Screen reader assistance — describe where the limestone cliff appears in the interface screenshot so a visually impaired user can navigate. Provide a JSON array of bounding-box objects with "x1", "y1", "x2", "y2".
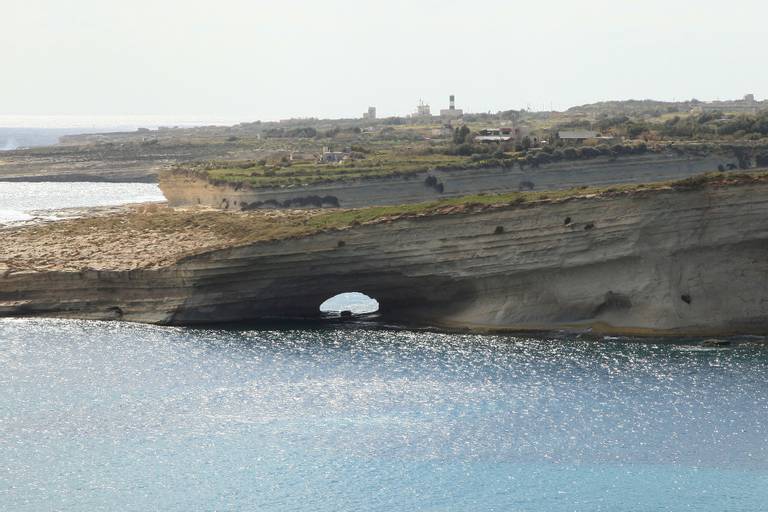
[
  {"x1": 2, "y1": 177, "x2": 768, "y2": 335},
  {"x1": 160, "y1": 152, "x2": 736, "y2": 210}
]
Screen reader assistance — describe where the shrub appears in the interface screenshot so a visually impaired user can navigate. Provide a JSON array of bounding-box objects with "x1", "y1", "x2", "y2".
[
  {"x1": 563, "y1": 148, "x2": 578, "y2": 160},
  {"x1": 455, "y1": 143, "x2": 474, "y2": 156}
]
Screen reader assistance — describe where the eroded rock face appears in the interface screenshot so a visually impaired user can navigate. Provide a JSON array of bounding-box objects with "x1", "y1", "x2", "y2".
[
  {"x1": 160, "y1": 153, "x2": 733, "y2": 209},
  {"x1": 2, "y1": 182, "x2": 768, "y2": 335}
]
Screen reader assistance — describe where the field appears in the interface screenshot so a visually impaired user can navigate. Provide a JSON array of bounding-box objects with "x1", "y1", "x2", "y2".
[{"x1": 196, "y1": 152, "x2": 475, "y2": 187}]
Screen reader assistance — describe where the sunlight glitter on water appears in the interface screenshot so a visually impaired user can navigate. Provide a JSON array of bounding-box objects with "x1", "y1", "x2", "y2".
[{"x1": 1, "y1": 318, "x2": 767, "y2": 511}]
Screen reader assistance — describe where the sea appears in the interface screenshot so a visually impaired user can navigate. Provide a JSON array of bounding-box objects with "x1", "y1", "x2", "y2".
[
  {"x1": 1, "y1": 320, "x2": 767, "y2": 512},
  {"x1": 0, "y1": 124, "x2": 170, "y2": 224},
  {"x1": 1, "y1": 160, "x2": 767, "y2": 510},
  {"x1": 0, "y1": 115, "x2": 241, "y2": 149},
  {"x1": 0, "y1": 182, "x2": 166, "y2": 224}
]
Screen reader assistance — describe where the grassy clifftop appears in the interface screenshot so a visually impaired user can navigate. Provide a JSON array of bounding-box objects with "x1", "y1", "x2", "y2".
[
  {"x1": 167, "y1": 141, "x2": 767, "y2": 190},
  {"x1": 3, "y1": 171, "x2": 766, "y2": 273},
  {"x1": 196, "y1": 153, "x2": 471, "y2": 188},
  {"x1": 307, "y1": 170, "x2": 768, "y2": 228},
  {"x1": 166, "y1": 143, "x2": 656, "y2": 189}
]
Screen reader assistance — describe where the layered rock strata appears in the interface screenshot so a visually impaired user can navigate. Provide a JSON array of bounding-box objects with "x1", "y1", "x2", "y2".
[
  {"x1": 2, "y1": 179, "x2": 767, "y2": 335},
  {"x1": 161, "y1": 153, "x2": 735, "y2": 209}
]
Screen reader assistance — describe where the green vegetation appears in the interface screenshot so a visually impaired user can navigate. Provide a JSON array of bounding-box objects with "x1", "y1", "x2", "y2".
[
  {"x1": 587, "y1": 111, "x2": 768, "y2": 141},
  {"x1": 174, "y1": 137, "x2": 759, "y2": 189},
  {"x1": 173, "y1": 137, "x2": 682, "y2": 189},
  {"x1": 157, "y1": 101, "x2": 768, "y2": 191},
  {"x1": 20, "y1": 96, "x2": 766, "y2": 189},
  {"x1": 20, "y1": 170, "x2": 768, "y2": 271},
  {"x1": 184, "y1": 153, "x2": 474, "y2": 188},
  {"x1": 452, "y1": 125, "x2": 471, "y2": 144},
  {"x1": 305, "y1": 170, "x2": 768, "y2": 231}
]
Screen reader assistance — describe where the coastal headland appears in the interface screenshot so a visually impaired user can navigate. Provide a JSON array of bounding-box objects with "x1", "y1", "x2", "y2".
[
  {"x1": 2, "y1": 172, "x2": 767, "y2": 335},
  {"x1": 4, "y1": 100, "x2": 768, "y2": 335}
]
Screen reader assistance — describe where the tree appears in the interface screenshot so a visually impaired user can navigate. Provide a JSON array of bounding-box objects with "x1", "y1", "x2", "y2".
[{"x1": 453, "y1": 125, "x2": 471, "y2": 144}]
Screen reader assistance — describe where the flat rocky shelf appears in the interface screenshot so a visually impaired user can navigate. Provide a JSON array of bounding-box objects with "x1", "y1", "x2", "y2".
[{"x1": 2, "y1": 172, "x2": 768, "y2": 335}]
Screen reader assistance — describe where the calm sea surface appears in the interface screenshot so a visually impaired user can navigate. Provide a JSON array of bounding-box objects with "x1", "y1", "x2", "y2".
[
  {"x1": 0, "y1": 182, "x2": 165, "y2": 224},
  {"x1": 1, "y1": 319, "x2": 767, "y2": 511}
]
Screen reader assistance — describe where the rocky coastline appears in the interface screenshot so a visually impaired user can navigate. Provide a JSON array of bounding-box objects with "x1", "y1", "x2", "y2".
[{"x1": 2, "y1": 173, "x2": 768, "y2": 335}]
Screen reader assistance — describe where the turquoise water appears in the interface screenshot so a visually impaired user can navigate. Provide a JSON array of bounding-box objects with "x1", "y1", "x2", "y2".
[{"x1": 1, "y1": 319, "x2": 767, "y2": 511}]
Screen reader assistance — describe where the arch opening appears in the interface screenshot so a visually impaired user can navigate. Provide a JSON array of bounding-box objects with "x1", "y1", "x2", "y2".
[{"x1": 319, "y1": 292, "x2": 380, "y2": 318}]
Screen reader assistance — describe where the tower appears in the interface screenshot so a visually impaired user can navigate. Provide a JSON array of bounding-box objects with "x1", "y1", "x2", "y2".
[
  {"x1": 440, "y1": 95, "x2": 463, "y2": 121},
  {"x1": 363, "y1": 106, "x2": 376, "y2": 120},
  {"x1": 416, "y1": 100, "x2": 431, "y2": 117}
]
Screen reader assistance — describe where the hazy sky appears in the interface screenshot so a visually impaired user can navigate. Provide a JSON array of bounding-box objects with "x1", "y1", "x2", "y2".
[{"x1": 3, "y1": 0, "x2": 766, "y2": 123}]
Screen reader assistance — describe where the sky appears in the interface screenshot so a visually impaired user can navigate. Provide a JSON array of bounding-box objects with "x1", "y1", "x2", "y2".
[{"x1": 2, "y1": 0, "x2": 766, "y2": 125}]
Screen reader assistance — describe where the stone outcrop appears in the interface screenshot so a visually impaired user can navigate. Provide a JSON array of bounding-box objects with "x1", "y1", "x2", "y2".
[
  {"x1": 2, "y1": 178, "x2": 768, "y2": 335},
  {"x1": 160, "y1": 152, "x2": 736, "y2": 209}
]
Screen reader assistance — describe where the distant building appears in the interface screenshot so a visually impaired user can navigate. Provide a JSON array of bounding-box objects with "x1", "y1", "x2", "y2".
[
  {"x1": 558, "y1": 130, "x2": 600, "y2": 143},
  {"x1": 320, "y1": 146, "x2": 349, "y2": 163},
  {"x1": 557, "y1": 130, "x2": 618, "y2": 145},
  {"x1": 362, "y1": 106, "x2": 377, "y2": 120},
  {"x1": 476, "y1": 126, "x2": 533, "y2": 144},
  {"x1": 698, "y1": 94, "x2": 765, "y2": 114},
  {"x1": 476, "y1": 127, "x2": 515, "y2": 143},
  {"x1": 409, "y1": 100, "x2": 432, "y2": 123},
  {"x1": 440, "y1": 94, "x2": 463, "y2": 121},
  {"x1": 475, "y1": 135, "x2": 514, "y2": 143}
]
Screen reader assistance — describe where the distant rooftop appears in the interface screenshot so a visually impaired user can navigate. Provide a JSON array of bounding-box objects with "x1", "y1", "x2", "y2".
[{"x1": 558, "y1": 130, "x2": 600, "y2": 139}]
